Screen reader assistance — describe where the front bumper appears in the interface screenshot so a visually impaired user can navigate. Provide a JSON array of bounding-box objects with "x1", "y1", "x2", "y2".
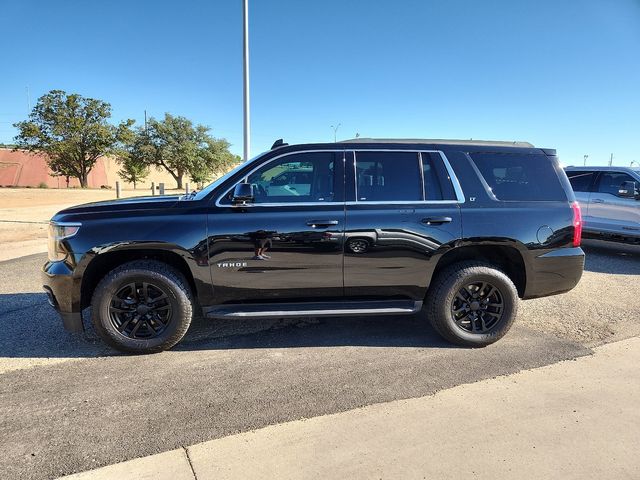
[
  {"x1": 523, "y1": 247, "x2": 585, "y2": 299},
  {"x1": 42, "y1": 260, "x2": 84, "y2": 332}
]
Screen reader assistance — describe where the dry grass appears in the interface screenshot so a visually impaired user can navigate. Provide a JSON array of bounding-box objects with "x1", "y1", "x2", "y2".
[{"x1": 0, "y1": 187, "x2": 180, "y2": 244}]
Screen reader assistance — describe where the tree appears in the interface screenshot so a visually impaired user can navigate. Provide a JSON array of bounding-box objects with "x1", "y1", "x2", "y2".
[
  {"x1": 13, "y1": 90, "x2": 133, "y2": 187},
  {"x1": 139, "y1": 113, "x2": 237, "y2": 189},
  {"x1": 118, "y1": 157, "x2": 149, "y2": 189},
  {"x1": 116, "y1": 126, "x2": 149, "y2": 189},
  {"x1": 188, "y1": 138, "x2": 240, "y2": 188}
]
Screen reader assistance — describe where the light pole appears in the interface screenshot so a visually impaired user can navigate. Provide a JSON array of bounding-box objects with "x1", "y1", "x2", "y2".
[
  {"x1": 242, "y1": 0, "x2": 250, "y2": 161},
  {"x1": 583, "y1": 154, "x2": 588, "y2": 166},
  {"x1": 330, "y1": 123, "x2": 341, "y2": 143}
]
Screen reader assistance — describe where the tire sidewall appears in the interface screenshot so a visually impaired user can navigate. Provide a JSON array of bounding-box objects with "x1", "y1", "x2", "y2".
[
  {"x1": 437, "y1": 267, "x2": 517, "y2": 346},
  {"x1": 93, "y1": 267, "x2": 191, "y2": 353}
]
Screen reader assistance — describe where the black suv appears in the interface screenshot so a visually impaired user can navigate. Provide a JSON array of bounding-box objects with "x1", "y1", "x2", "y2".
[{"x1": 43, "y1": 139, "x2": 584, "y2": 353}]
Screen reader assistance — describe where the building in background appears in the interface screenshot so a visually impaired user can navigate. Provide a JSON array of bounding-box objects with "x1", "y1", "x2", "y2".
[{"x1": 0, "y1": 148, "x2": 176, "y2": 189}]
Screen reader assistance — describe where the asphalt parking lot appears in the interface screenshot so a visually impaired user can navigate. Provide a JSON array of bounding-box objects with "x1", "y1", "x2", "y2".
[{"x1": 1, "y1": 239, "x2": 639, "y2": 479}]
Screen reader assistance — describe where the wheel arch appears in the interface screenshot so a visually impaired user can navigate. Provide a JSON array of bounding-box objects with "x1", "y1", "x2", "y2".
[
  {"x1": 430, "y1": 244, "x2": 527, "y2": 297},
  {"x1": 80, "y1": 246, "x2": 200, "y2": 310}
]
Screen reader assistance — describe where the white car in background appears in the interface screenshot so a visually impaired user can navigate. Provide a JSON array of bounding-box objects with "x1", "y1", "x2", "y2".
[{"x1": 565, "y1": 166, "x2": 640, "y2": 243}]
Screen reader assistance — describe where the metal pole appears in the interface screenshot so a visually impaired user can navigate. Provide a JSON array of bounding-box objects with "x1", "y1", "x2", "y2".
[
  {"x1": 583, "y1": 154, "x2": 588, "y2": 166},
  {"x1": 609, "y1": 153, "x2": 613, "y2": 166},
  {"x1": 242, "y1": 0, "x2": 250, "y2": 161},
  {"x1": 115, "y1": 181, "x2": 121, "y2": 199},
  {"x1": 185, "y1": 183, "x2": 190, "y2": 195},
  {"x1": 151, "y1": 181, "x2": 155, "y2": 196},
  {"x1": 331, "y1": 123, "x2": 341, "y2": 142}
]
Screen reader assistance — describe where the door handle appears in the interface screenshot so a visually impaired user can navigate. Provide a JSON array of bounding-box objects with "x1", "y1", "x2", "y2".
[
  {"x1": 306, "y1": 220, "x2": 339, "y2": 228},
  {"x1": 592, "y1": 199, "x2": 605, "y2": 204},
  {"x1": 421, "y1": 216, "x2": 453, "y2": 225}
]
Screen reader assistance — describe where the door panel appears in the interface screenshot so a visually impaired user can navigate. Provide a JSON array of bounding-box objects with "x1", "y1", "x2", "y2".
[
  {"x1": 207, "y1": 206, "x2": 345, "y2": 304},
  {"x1": 344, "y1": 204, "x2": 461, "y2": 300},
  {"x1": 206, "y1": 150, "x2": 345, "y2": 305},
  {"x1": 588, "y1": 172, "x2": 640, "y2": 235},
  {"x1": 343, "y1": 150, "x2": 462, "y2": 300}
]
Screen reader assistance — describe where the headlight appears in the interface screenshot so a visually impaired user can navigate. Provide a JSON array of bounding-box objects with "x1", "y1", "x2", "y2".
[{"x1": 48, "y1": 222, "x2": 80, "y2": 262}]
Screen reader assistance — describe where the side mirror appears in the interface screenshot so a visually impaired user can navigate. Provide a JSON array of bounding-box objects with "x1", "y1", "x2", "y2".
[
  {"x1": 618, "y1": 181, "x2": 638, "y2": 199},
  {"x1": 232, "y1": 183, "x2": 254, "y2": 204}
]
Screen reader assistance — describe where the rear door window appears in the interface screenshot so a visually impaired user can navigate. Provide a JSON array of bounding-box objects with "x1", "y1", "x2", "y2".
[
  {"x1": 355, "y1": 151, "x2": 422, "y2": 201},
  {"x1": 566, "y1": 170, "x2": 595, "y2": 192},
  {"x1": 421, "y1": 152, "x2": 457, "y2": 201},
  {"x1": 470, "y1": 152, "x2": 567, "y2": 201}
]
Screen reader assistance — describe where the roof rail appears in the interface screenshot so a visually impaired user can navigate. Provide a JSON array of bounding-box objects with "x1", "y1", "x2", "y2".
[{"x1": 338, "y1": 138, "x2": 535, "y2": 148}]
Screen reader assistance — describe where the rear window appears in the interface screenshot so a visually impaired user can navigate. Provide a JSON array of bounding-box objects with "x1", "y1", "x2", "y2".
[{"x1": 470, "y1": 152, "x2": 567, "y2": 201}]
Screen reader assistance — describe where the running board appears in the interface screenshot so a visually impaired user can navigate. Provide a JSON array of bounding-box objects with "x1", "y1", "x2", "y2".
[{"x1": 203, "y1": 300, "x2": 422, "y2": 319}]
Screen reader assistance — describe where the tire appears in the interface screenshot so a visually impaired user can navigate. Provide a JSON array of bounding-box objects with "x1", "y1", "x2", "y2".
[
  {"x1": 91, "y1": 260, "x2": 193, "y2": 354},
  {"x1": 425, "y1": 261, "x2": 518, "y2": 347}
]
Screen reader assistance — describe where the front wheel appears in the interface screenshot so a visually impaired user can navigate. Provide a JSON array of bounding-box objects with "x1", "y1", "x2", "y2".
[
  {"x1": 425, "y1": 262, "x2": 518, "y2": 347},
  {"x1": 91, "y1": 260, "x2": 194, "y2": 354}
]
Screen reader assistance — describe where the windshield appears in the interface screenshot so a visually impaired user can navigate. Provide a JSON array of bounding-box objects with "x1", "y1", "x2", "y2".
[{"x1": 192, "y1": 151, "x2": 268, "y2": 201}]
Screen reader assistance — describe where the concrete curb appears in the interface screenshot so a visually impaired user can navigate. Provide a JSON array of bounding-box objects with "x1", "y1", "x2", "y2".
[
  {"x1": 59, "y1": 448, "x2": 195, "y2": 480},
  {"x1": 57, "y1": 337, "x2": 640, "y2": 480}
]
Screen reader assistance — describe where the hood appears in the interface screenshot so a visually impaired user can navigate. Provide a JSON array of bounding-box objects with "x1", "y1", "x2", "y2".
[{"x1": 52, "y1": 195, "x2": 182, "y2": 220}]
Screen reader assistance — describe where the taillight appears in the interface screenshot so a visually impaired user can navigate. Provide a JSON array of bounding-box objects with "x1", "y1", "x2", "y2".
[{"x1": 571, "y1": 202, "x2": 582, "y2": 247}]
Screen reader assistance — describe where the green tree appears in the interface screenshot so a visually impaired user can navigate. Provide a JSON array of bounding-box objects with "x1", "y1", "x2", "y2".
[
  {"x1": 118, "y1": 157, "x2": 149, "y2": 189},
  {"x1": 140, "y1": 113, "x2": 236, "y2": 189},
  {"x1": 13, "y1": 90, "x2": 133, "y2": 187}
]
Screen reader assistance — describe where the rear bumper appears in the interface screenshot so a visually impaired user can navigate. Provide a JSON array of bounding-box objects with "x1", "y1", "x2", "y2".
[
  {"x1": 42, "y1": 260, "x2": 84, "y2": 332},
  {"x1": 523, "y1": 247, "x2": 585, "y2": 299}
]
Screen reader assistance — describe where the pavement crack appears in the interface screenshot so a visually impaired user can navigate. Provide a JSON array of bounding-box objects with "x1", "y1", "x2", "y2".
[{"x1": 183, "y1": 446, "x2": 198, "y2": 480}]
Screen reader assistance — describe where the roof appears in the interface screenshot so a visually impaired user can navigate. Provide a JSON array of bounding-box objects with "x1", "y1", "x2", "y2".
[
  {"x1": 565, "y1": 165, "x2": 640, "y2": 173},
  {"x1": 338, "y1": 138, "x2": 535, "y2": 148}
]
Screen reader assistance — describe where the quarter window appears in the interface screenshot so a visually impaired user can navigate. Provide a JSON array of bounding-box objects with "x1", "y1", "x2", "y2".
[{"x1": 470, "y1": 152, "x2": 567, "y2": 201}]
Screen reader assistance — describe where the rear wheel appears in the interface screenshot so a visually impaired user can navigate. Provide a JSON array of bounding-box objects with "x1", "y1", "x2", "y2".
[
  {"x1": 91, "y1": 260, "x2": 193, "y2": 354},
  {"x1": 425, "y1": 262, "x2": 518, "y2": 347}
]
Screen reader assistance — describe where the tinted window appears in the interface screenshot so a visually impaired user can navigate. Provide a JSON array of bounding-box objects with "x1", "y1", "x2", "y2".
[
  {"x1": 246, "y1": 152, "x2": 337, "y2": 203},
  {"x1": 566, "y1": 170, "x2": 594, "y2": 192},
  {"x1": 355, "y1": 152, "x2": 421, "y2": 201},
  {"x1": 597, "y1": 172, "x2": 639, "y2": 197},
  {"x1": 471, "y1": 152, "x2": 567, "y2": 201},
  {"x1": 422, "y1": 152, "x2": 456, "y2": 201}
]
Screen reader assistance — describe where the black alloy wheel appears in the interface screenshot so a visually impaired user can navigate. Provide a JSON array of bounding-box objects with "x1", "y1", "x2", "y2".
[
  {"x1": 92, "y1": 260, "x2": 193, "y2": 354},
  {"x1": 425, "y1": 261, "x2": 518, "y2": 347},
  {"x1": 109, "y1": 281, "x2": 172, "y2": 339},
  {"x1": 451, "y1": 281, "x2": 504, "y2": 334}
]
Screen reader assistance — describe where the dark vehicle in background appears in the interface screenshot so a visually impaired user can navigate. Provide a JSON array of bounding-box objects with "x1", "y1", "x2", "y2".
[
  {"x1": 43, "y1": 139, "x2": 584, "y2": 354},
  {"x1": 565, "y1": 166, "x2": 640, "y2": 243}
]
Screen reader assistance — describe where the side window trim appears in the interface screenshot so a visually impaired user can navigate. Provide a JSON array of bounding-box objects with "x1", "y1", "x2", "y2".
[
  {"x1": 418, "y1": 152, "x2": 427, "y2": 201},
  {"x1": 347, "y1": 149, "x2": 464, "y2": 205},
  {"x1": 214, "y1": 150, "x2": 346, "y2": 207}
]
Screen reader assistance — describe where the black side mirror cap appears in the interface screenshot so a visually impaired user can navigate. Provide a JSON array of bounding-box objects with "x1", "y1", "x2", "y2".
[
  {"x1": 618, "y1": 181, "x2": 638, "y2": 199},
  {"x1": 232, "y1": 183, "x2": 254, "y2": 204}
]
